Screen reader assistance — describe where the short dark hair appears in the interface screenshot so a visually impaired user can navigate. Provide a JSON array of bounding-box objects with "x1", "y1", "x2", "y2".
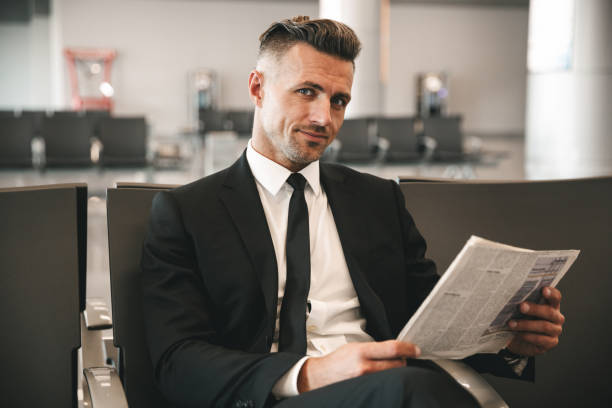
[{"x1": 258, "y1": 16, "x2": 361, "y2": 64}]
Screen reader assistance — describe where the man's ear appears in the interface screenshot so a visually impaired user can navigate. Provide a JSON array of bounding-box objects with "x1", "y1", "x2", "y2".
[{"x1": 248, "y1": 70, "x2": 264, "y2": 107}]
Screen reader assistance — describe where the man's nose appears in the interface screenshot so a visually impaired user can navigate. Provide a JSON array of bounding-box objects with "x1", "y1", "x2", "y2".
[{"x1": 309, "y1": 97, "x2": 332, "y2": 127}]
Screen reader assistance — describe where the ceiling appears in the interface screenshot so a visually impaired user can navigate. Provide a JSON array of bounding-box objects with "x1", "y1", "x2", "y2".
[
  {"x1": 196, "y1": 0, "x2": 529, "y2": 5},
  {"x1": 173, "y1": 0, "x2": 529, "y2": 6},
  {"x1": 0, "y1": 0, "x2": 529, "y2": 24}
]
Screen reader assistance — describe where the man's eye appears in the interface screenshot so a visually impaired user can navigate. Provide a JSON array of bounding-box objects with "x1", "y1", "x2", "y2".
[
  {"x1": 332, "y1": 97, "x2": 347, "y2": 107},
  {"x1": 297, "y1": 88, "x2": 314, "y2": 96}
]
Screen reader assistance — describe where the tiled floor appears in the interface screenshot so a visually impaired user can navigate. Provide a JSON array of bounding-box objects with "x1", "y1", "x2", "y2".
[{"x1": 0, "y1": 134, "x2": 525, "y2": 319}]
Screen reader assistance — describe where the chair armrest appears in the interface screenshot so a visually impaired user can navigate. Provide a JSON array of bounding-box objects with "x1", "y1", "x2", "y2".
[
  {"x1": 91, "y1": 137, "x2": 103, "y2": 164},
  {"x1": 376, "y1": 136, "x2": 390, "y2": 161},
  {"x1": 432, "y1": 359, "x2": 508, "y2": 408},
  {"x1": 31, "y1": 136, "x2": 45, "y2": 169},
  {"x1": 421, "y1": 135, "x2": 437, "y2": 160},
  {"x1": 84, "y1": 298, "x2": 112, "y2": 330},
  {"x1": 83, "y1": 367, "x2": 128, "y2": 408}
]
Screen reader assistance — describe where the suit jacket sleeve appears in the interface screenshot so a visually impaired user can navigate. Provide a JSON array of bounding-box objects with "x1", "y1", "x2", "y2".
[{"x1": 141, "y1": 191, "x2": 300, "y2": 408}]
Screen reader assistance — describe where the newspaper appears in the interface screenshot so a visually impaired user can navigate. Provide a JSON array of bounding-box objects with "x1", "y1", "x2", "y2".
[{"x1": 397, "y1": 236, "x2": 579, "y2": 359}]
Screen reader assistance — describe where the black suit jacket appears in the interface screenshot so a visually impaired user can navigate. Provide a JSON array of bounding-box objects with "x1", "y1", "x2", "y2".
[{"x1": 141, "y1": 153, "x2": 529, "y2": 408}]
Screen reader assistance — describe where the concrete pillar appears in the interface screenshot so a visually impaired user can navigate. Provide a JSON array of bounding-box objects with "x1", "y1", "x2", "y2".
[
  {"x1": 320, "y1": 0, "x2": 387, "y2": 118},
  {"x1": 525, "y1": 0, "x2": 612, "y2": 179}
]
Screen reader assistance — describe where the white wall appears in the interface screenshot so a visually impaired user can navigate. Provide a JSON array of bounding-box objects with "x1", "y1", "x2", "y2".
[
  {"x1": 387, "y1": 4, "x2": 529, "y2": 134},
  {"x1": 0, "y1": 17, "x2": 51, "y2": 109},
  {"x1": 56, "y1": 0, "x2": 317, "y2": 135},
  {"x1": 0, "y1": 0, "x2": 528, "y2": 136}
]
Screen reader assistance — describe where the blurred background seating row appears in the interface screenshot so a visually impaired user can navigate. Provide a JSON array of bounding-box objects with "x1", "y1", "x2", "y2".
[
  {"x1": 0, "y1": 110, "x2": 147, "y2": 169},
  {"x1": 199, "y1": 109, "x2": 254, "y2": 136},
  {"x1": 325, "y1": 115, "x2": 489, "y2": 165},
  {"x1": 1, "y1": 108, "x2": 499, "y2": 172}
]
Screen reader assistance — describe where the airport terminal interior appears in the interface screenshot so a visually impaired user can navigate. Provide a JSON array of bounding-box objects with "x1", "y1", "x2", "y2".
[{"x1": 1, "y1": 0, "x2": 611, "y2": 406}]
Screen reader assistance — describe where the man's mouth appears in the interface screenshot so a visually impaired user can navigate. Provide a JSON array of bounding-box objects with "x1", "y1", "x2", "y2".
[{"x1": 298, "y1": 129, "x2": 328, "y2": 140}]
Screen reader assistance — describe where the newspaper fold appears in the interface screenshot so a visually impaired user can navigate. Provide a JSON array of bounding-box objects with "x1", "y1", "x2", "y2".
[{"x1": 397, "y1": 236, "x2": 579, "y2": 359}]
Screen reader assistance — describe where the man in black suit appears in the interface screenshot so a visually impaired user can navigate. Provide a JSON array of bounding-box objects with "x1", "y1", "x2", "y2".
[{"x1": 142, "y1": 16, "x2": 565, "y2": 408}]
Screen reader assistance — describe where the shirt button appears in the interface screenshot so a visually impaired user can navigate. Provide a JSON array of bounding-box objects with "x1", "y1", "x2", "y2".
[{"x1": 307, "y1": 325, "x2": 318, "y2": 331}]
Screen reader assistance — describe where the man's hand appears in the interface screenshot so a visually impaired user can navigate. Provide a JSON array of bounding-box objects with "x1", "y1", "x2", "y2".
[
  {"x1": 297, "y1": 340, "x2": 420, "y2": 393},
  {"x1": 506, "y1": 286, "x2": 565, "y2": 356}
]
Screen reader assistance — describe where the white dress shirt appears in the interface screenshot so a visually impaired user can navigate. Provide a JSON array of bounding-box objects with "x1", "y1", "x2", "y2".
[{"x1": 246, "y1": 141, "x2": 373, "y2": 398}]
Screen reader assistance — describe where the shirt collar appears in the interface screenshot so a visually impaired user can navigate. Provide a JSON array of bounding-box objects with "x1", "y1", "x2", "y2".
[{"x1": 246, "y1": 139, "x2": 321, "y2": 197}]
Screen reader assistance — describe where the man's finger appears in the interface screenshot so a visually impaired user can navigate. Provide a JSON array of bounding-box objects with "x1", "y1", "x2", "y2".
[
  {"x1": 361, "y1": 340, "x2": 421, "y2": 360},
  {"x1": 362, "y1": 358, "x2": 407, "y2": 375},
  {"x1": 508, "y1": 319, "x2": 563, "y2": 337},
  {"x1": 542, "y1": 286, "x2": 562, "y2": 309},
  {"x1": 514, "y1": 332, "x2": 559, "y2": 352},
  {"x1": 520, "y1": 302, "x2": 565, "y2": 324}
]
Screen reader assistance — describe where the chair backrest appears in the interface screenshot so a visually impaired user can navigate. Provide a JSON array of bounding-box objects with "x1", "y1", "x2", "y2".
[
  {"x1": 199, "y1": 109, "x2": 228, "y2": 133},
  {"x1": 225, "y1": 110, "x2": 254, "y2": 135},
  {"x1": 19, "y1": 110, "x2": 46, "y2": 136},
  {"x1": 85, "y1": 109, "x2": 111, "y2": 136},
  {"x1": 41, "y1": 116, "x2": 92, "y2": 166},
  {"x1": 336, "y1": 118, "x2": 375, "y2": 161},
  {"x1": 98, "y1": 117, "x2": 147, "y2": 166},
  {"x1": 0, "y1": 116, "x2": 34, "y2": 166},
  {"x1": 399, "y1": 177, "x2": 612, "y2": 407},
  {"x1": 422, "y1": 116, "x2": 463, "y2": 158},
  {"x1": 50, "y1": 110, "x2": 85, "y2": 118},
  {"x1": 107, "y1": 183, "x2": 178, "y2": 407},
  {"x1": 0, "y1": 183, "x2": 87, "y2": 407},
  {"x1": 377, "y1": 117, "x2": 420, "y2": 160}
]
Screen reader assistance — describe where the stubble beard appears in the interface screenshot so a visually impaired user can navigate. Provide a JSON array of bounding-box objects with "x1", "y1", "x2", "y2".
[{"x1": 268, "y1": 129, "x2": 323, "y2": 167}]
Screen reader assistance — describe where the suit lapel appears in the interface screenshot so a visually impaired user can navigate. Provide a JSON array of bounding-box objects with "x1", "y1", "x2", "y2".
[
  {"x1": 218, "y1": 152, "x2": 278, "y2": 321},
  {"x1": 217, "y1": 157, "x2": 392, "y2": 340},
  {"x1": 320, "y1": 165, "x2": 393, "y2": 340}
]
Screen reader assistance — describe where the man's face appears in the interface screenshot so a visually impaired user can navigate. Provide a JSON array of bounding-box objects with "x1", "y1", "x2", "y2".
[{"x1": 250, "y1": 43, "x2": 354, "y2": 171}]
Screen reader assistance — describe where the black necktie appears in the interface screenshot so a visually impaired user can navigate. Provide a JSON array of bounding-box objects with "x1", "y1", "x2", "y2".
[{"x1": 278, "y1": 173, "x2": 310, "y2": 354}]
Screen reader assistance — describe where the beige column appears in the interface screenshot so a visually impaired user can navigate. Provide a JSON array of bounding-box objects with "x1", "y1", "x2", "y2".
[
  {"x1": 320, "y1": 0, "x2": 388, "y2": 118},
  {"x1": 526, "y1": 0, "x2": 612, "y2": 179}
]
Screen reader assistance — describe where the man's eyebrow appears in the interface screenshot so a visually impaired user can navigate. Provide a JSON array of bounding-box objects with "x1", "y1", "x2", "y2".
[
  {"x1": 300, "y1": 81, "x2": 324, "y2": 91},
  {"x1": 298, "y1": 81, "x2": 351, "y2": 101}
]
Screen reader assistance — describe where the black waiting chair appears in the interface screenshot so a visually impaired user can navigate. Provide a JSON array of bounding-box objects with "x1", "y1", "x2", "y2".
[
  {"x1": 377, "y1": 117, "x2": 422, "y2": 162},
  {"x1": 0, "y1": 183, "x2": 125, "y2": 407},
  {"x1": 98, "y1": 117, "x2": 148, "y2": 166},
  {"x1": 334, "y1": 118, "x2": 378, "y2": 162},
  {"x1": 41, "y1": 116, "x2": 93, "y2": 167},
  {"x1": 0, "y1": 116, "x2": 33, "y2": 167},
  {"x1": 399, "y1": 176, "x2": 612, "y2": 407},
  {"x1": 105, "y1": 183, "x2": 508, "y2": 408},
  {"x1": 107, "y1": 183, "x2": 179, "y2": 407},
  {"x1": 422, "y1": 116, "x2": 471, "y2": 161},
  {"x1": 0, "y1": 110, "x2": 16, "y2": 117},
  {"x1": 49, "y1": 110, "x2": 85, "y2": 118},
  {"x1": 19, "y1": 110, "x2": 47, "y2": 136},
  {"x1": 226, "y1": 110, "x2": 254, "y2": 136},
  {"x1": 199, "y1": 109, "x2": 229, "y2": 134},
  {"x1": 85, "y1": 109, "x2": 111, "y2": 135}
]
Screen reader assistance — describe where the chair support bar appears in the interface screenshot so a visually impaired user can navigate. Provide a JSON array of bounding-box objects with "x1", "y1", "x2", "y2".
[
  {"x1": 432, "y1": 359, "x2": 508, "y2": 408},
  {"x1": 83, "y1": 367, "x2": 128, "y2": 408}
]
